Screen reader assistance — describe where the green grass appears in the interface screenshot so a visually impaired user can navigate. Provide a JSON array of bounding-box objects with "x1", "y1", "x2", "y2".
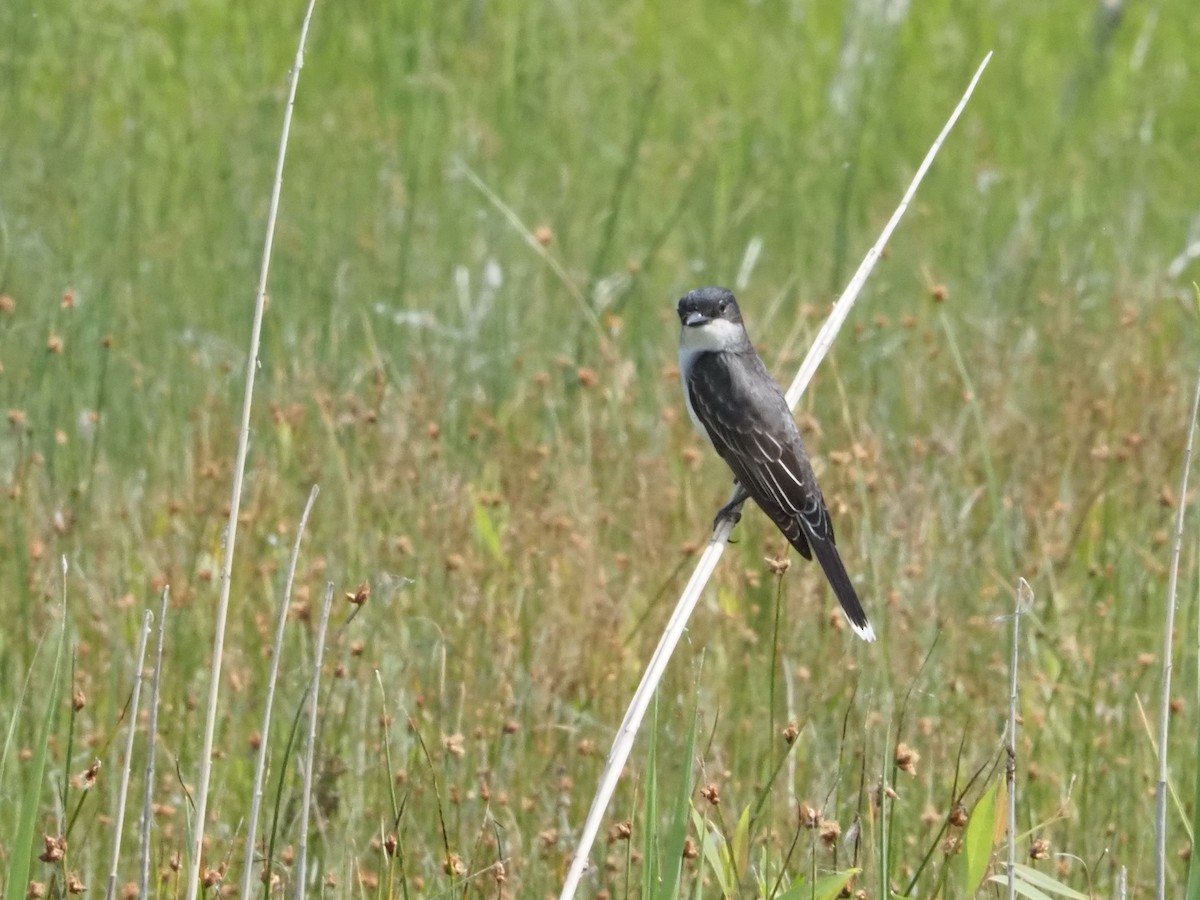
[{"x1": 2, "y1": 0, "x2": 1199, "y2": 896}]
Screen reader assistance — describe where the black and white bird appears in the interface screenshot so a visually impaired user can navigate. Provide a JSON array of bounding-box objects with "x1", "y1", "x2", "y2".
[{"x1": 677, "y1": 286, "x2": 875, "y2": 642}]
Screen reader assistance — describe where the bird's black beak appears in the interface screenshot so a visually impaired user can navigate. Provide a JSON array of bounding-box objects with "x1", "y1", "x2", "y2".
[{"x1": 683, "y1": 311, "x2": 709, "y2": 327}]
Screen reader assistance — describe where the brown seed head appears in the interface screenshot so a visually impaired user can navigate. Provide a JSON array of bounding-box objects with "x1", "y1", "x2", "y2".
[
  {"x1": 798, "y1": 803, "x2": 822, "y2": 829},
  {"x1": 38, "y1": 834, "x2": 66, "y2": 863},
  {"x1": 765, "y1": 556, "x2": 791, "y2": 576},
  {"x1": 76, "y1": 759, "x2": 101, "y2": 790},
  {"x1": 820, "y1": 820, "x2": 841, "y2": 847},
  {"x1": 65, "y1": 874, "x2": 85, "y2": 895},
  {"x1": 345, "y1": 580, "x2": 371, "y2": 606},
  {"x1": 782, "y1": 721, "x2": 799, "y2": 744},
  {"x1": 1029, "y1": 837, "x2": 1051, "y2": 860},
  {"x1": 26, "y1": 883, "x2": 46, "y2": 900},
  {"x1": 895, "y1": 742, "x2": 920, "y2": 776},
  {"x1": 607, "y1": 821, "x2": 633, "y2": 843},
  {"x1": 700, "y1": 783, "x2": 720, "y2": 805},
  {"x1": 534, "y1": 225, "x2": 554, "y2": 246},
  {"x1": 682, "y1": 837, "x2": 699, "y2": 859}
]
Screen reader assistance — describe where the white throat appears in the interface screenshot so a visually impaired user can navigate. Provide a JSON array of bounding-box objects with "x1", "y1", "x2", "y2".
[
  {"x1": 677, "y1": 318, "x2": 745, "y2": 371},
  {"x1": 678, "y1": 317, "x2": 746, "y2": 444}
]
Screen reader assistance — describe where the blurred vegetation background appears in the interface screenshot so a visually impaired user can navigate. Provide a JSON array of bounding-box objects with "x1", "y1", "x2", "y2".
[{"x1": 1, "y1": 0, "x2": 1198, "y2": 895}]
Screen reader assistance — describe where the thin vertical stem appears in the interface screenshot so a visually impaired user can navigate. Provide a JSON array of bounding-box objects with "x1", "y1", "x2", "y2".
[
  {"x1": 105, "y1": 610, "x2": 153, "y2": 900},
  {"x1": 184, "y1": 2, "x2": 320, "y2": 896},
  {"x1": 1156, "y1": 364, "x2": 1200, "y2": 898},
  {"x1": 295, "y1": 582, "x2": 335, "y2": 900},
  {"x1": 241, "y1": 485, "x2": 319, "y2": 897},
  {"x1": 139, "y1": 587, "x2": 170, "y2": 898}
]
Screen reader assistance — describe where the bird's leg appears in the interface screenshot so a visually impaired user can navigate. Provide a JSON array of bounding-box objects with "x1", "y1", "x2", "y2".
[{"x1": 713, "y1": 483, "x2": 751, "y2": 532}]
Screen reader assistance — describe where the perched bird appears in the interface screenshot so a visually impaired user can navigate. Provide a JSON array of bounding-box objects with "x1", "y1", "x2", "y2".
[{"x1": 676, "y1": 286, "x2": 875, "y2": 641}]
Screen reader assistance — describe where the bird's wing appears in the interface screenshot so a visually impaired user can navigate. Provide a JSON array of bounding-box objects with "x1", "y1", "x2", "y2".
[
  {"x1": 685, "y1": 351, "x2": 836, "y2": 558},
  {"x1": 687, "y1": 350, "x2": 875, "y2": 641}
]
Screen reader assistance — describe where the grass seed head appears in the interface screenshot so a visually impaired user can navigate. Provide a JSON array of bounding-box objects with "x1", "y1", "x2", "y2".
[
  {"x1": 820, "y1": 820, "x2": 841, "y2": 847},
  {"x1": 895, "y1": 742, "x2": 920, "y2": 776},
  {"x1": 799, "y1": 803, "x2": 822, "y2": 828},
  {"x1": 38, "y1": 835, "x2": 66, "y2": 863}
]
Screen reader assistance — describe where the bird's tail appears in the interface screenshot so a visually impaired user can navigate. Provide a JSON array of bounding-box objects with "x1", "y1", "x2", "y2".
[{"x1": 809, "y1": 537, "x2": 876, "y2": 642}]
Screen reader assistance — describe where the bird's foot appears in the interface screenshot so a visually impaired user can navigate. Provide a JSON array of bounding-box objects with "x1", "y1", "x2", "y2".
[{"x1": 713, "y1": 493, "x2": 749, "y2": 532}]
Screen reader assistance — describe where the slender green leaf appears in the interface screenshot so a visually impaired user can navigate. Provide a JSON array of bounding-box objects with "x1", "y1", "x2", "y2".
[
  {"x1": 962, "y1": 781, "x2": 999, "y2": 894},
  {"x1": 732, "y1": 803, "x2": 752, "y2": 882},
  {"x1": 1000, "y1": 862, "x2": 1089, "y2": 899},
  {"x1": 776, "y1": 867, "x2": 861, "y2": 900},
  {"x1": 987, "y1": 873, "x2": 1055, "y2": 900},
  {"x1": 657, "y1": 693, "x2": 700, "y2": 900},
  {"x1": 1189, "y1": 528, "x2": 1200, "y2": 900},
  {"x1": 6, "y1": 619, "x2": 66, "y2": 899},
  {"x1": 642, "y1": 699, "x2": 659, "y2": 899},
  {"x1": 472, "y1": 500, "x2": 508, "y2": 567},
  {"x1": 692, "y1": 809, "x2": 733, "y2": 898}
]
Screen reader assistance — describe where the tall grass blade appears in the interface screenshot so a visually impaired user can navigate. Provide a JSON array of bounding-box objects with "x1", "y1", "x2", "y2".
[
  {"x1": 1157, "y1": 363, "x2": 1200, "y2": 899},
  {"x1": 240, "y1": 485, "x2": 319, "y2": 897},
  {"x1": 6, "y1": 559, "x2": 68, "y2": 899},
  {"x1": 641, "y1": 699, "x2": 660, "y2": 899},
  {"x1": 105, "y1": 609, "x2": 153, "y2": 900},
  {"x1": 657, "y1": 688, "x2": 701, "y2": 900},
  {"x1": 295, "y1": 581, "x2": 335, "y2": 900},
  {"x1": 139, "y1": 587, "x2": 170, "y2": 898}
]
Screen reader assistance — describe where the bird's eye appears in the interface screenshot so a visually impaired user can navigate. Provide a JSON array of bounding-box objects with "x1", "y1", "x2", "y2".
[{"x1": 718, "y1": 299, "x2": 728, "y2": 313}]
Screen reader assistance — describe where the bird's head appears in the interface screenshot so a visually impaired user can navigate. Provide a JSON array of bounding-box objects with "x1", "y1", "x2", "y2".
[{"x1": 677, "y1": 286, "x2": 746, "y2": 353}]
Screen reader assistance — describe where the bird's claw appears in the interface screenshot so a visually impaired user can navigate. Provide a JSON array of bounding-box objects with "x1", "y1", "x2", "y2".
[{"x1": 713, "y1": 501, "x2": 744, "y2": 531}]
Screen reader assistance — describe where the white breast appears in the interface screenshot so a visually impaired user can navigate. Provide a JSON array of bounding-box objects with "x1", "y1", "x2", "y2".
[{"x1": 677, "y1": 318, "x2": 743, "y2": 444}]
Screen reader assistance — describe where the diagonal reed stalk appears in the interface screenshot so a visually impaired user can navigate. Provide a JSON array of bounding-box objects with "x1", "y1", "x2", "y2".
[
  {"x1": 184, "y1": 1, "x2": 321, "y2": 896},
  {"x1": 1155, "y1": 363, "x2": 1200, "y2": 899},
  {"x1": 557, "y1": 51, "x2": 994, "y2": 900}
]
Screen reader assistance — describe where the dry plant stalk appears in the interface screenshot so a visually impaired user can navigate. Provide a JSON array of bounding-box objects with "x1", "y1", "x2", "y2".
[
  {"x1": 240, "y1": 485, "x2": 319, "y2": 898},
  {"x1": 557, "y1": 51, "x2": 994, "y2": 900},
  {"x1": 1155, "y1": 364, "x2": 1200, "y2": 898},
  {"x1": 139, "y1": 586, "x2": 170, "y2": 898},
  {"x1": 1007, "y1": 578, "x2": 1033, "y2": 900},
  {"x1": 184, "y1": 1, "x2": 321, "y2": 897},
  {"x1": 105, "y1": 610, "x2": 153, "y2": 900},
  {"x1": 296, "y1": 582, "x2": 336, "y2": 900}
]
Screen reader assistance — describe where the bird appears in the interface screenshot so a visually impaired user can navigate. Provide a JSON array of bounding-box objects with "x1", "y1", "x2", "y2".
[{"x1": 676, "y1": 286, "x2": 875, "y2": 642}]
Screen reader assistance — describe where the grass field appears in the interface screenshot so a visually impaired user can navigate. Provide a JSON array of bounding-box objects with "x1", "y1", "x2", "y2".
[{"x1": 2, "y1": 0, "x2": 1199, "y2": 896}]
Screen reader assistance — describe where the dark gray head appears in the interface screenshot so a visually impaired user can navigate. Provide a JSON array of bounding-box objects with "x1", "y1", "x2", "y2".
[{"x1": 677, "y1": 286, "x2": 743, "y2": 328}]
